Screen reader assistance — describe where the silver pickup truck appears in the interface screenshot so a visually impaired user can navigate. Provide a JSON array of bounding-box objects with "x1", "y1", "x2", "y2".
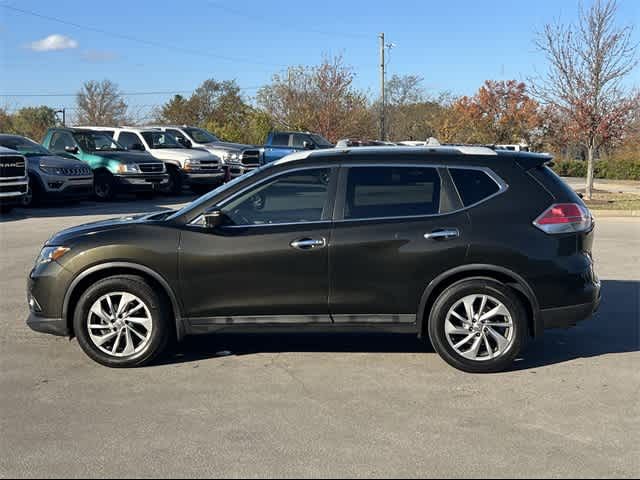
[{"x1": 0, "y1": 146, "x2": 28, "y2": 213}]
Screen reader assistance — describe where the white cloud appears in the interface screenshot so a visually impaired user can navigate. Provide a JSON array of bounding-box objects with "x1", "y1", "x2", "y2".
[{"x1": 27, "y1": 34, "x2": 78, "y2": 52}]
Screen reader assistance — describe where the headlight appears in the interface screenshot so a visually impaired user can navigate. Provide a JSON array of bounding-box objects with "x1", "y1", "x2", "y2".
[
  {"x1": 222, "y1": 152, "x2": 241, "y2": 164},
  {"x1": 117, "y1": 164, "x2": 141, "y2": 174},
  {"x1": 36, "y1": 246, "x2": 70, "y2": 266},
  {"x1": 183, "y1": 159, "x2": 200, "y2": 171},
  {"x1": 39, "y1": 164, "x2": 64, "y2": 175}
]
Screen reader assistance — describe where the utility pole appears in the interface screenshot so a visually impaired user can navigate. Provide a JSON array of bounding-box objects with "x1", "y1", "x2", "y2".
[
  {"x1": 55, "y1": 108, "x2": 66, "y2": 126},
  {"x1": 379, "y1": 32, "x2": 385, "y2": 141}
]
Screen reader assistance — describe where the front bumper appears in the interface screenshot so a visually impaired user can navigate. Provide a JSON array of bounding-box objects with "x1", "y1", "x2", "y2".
[
  {"x1": 0, "y1": 179, "x2": 28, "y2": 204},
  {"x1": 114, "y1": 174, "x2": 169, "y2": 191},
  {"x1": 183, "y1": 171, "x2": 225, "y2": 185},
  {"x1": 227, "y1": 164, "x2": 258, "y2": 178},
  {"x1": 26, "y1": 312, "x2": 68, "y2": 336}
]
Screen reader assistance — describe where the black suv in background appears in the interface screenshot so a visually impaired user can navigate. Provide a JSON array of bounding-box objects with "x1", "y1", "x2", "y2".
[{"x1": 26, "y1": 146, "x2": 600, "y2": 372}]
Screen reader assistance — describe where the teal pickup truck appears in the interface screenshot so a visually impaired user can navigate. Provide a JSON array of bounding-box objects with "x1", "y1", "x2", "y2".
[
  {"x1": 42, "y1": 128, "x2": 169, "y2": 200},
  {"x1": 262, "y1": 131, "x2": 333, "y2": 164}
]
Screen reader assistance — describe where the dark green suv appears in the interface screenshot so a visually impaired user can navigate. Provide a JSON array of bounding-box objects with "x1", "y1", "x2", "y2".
[{"x1": 43, "y1": 128, "x2": 169, "y2": 200}]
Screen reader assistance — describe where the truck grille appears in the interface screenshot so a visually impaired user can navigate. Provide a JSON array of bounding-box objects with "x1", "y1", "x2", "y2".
[
  {"x1": 196, "y1": 159, "x2": 221, "y2": 171},
  {"x1": 0, "y1": 155, "x2": 27, "y2": 178},
  {"x1": 241, "y1": 149, "x2": 261, "y2": 168},
  {"x1": 138, "y1": 163, "x2": 165, "y2": 173}
]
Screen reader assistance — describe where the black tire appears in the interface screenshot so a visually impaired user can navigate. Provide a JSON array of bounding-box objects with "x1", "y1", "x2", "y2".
[
  {"x1": 162, "y1": 165, "x2": 183, "y2": 195},
  {"x1": 0, "y1": 204, "x2": 13, "y2": 214},
  {"x1": 427, "y1": 279, "x2": 527, "y2": 373},
  {"x1": 94, "y1": 170, "x2": 115, "y2": 201},
  {"x1": 73, "y1": 275, "x2": 172, "y2": 368},
  {"x1": 21, "y1": 175, "x2": 42, "y2": 208}
]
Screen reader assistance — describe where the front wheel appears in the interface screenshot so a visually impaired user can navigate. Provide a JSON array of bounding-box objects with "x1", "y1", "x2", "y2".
[
  {"x1": 427, "y1": 279, "x2": 527, "y2": 373},
  {"x1": 94, "y1": 171, "x2": 115, "y2": 201},
  {"x1": 73, "y1": 275, "x2": 171, "y2": 368}
]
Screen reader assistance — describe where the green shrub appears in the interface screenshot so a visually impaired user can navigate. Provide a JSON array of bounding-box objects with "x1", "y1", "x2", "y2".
[{"x1": 551, "y1": 159, "x2": 640, "y2": 180}]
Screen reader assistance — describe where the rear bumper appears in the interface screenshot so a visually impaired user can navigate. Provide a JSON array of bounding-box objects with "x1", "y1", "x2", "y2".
[
  {"x1": 541, "y1": 289, "x2": 601, "y2": 330},
  {"x1": 26, "y1": 312, "x2": 68, "y2": 337}
]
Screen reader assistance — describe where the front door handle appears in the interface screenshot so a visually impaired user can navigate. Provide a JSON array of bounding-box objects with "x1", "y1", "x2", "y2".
[
  {"x1": 424, "y1": 229, "x2": 460, "y2": 240},
  {"x1": 290, "y1": 237, "x2": 327, "y2": 250}
]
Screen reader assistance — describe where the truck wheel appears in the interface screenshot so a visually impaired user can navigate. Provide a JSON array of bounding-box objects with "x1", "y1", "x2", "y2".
[
  {"x1": 94, "y1": 171, "x2": 115, "y2": 201},
  {"x1": 162, "y1": 165, "x2": 183, "y2": 195}
]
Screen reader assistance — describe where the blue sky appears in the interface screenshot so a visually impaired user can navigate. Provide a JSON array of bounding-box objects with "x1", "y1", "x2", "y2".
[{"x1": 1, "y1": 0, "x2": 638, "y2": 118}]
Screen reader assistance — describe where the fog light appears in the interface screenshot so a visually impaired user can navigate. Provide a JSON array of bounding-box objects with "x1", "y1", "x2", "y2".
[
  {"x1": 48, "y1": 181, "x2": 63, "y2": 189},
  {"x1": 28, "y1": 295, "x2": 42, "y2": 313}
]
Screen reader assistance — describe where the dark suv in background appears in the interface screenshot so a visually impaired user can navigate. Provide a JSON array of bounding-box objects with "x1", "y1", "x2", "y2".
[{"x1": 26, "y1": 146, "x2": 600, "y2": 373}]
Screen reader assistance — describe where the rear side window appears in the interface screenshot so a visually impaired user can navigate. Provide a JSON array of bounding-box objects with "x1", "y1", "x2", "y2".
[
  {"x1": 345, "y1": 166, "x2": 441, "y2": 219},
  {"x1": 271, "y1": 133, "x2": 290, "y2": 147},
  {"x1": 118, "y1": 132, "x2": 142, "y2": 150},
  {"x1": 449, "y1": 168, "x2": 500, "y2": 206}
]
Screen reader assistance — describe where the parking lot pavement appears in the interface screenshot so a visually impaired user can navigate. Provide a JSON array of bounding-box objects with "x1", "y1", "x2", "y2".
[{"x1": 1, "y1": 202, "x2": 639, "y2": 478}]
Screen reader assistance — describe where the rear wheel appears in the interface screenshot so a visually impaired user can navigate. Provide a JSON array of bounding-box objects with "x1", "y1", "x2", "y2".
[
  {"x1": 73, "y1": 275, "x2": 171, "y2": 368},
  {"x1": 94, "y1": 171, "x2": 115, "y2": 201},
  {"x1": 427, "y1": 279, "x2": 527, "y2": 373}
]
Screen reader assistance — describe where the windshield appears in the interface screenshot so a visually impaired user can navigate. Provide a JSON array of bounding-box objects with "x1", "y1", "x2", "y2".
[
  {"x1": 310, "y1": 134, "x2": 333, "y2": 148},
  {"x1": 168, "y1": 163, "x2": 272, "y2": 221},
  {"x1": 74, "y1": 132, "x2": 124, "y2": 152},
  {"x1": 142, "y1": 131, "x2": 183, "y2": 149},
  {"x1": 184, "y1": 127, "x2": 220, "y2": 144},
  {"x1": 0, "y1": 136, "x2": 51, "y2": 156}
]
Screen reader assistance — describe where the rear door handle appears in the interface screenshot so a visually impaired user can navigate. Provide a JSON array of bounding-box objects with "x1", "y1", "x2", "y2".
[
  {"x1": 290, "y1": 237, "x2": 327, "y2": 250},
  {"x1": 424, "y1": 229, "x2": 460, "y2": 240}
]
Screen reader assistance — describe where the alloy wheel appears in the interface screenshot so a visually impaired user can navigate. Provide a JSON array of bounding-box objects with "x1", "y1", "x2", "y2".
[
  {"x1": 87, "y1": 292, "x2": 153, "y2": 357},
  {"x1": 444, "y1": 294, "x2": 515, "y2": 362}
]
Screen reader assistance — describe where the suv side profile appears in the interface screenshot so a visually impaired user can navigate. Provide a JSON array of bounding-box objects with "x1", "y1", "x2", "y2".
[
  {"x1": 26, "y1": 146, "x2": 600, "y2": 373},
  {"x1": 42, "y1": 128, "x2": 169, "y2": 200}
]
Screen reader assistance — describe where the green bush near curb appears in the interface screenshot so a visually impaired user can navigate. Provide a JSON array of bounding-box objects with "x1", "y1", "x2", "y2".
[{"x1": 551, "y1": 159, "x2": 640, "y2": 180}]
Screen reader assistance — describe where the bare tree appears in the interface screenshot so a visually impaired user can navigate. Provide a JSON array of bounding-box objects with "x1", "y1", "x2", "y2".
[
  {"x1": 531, "y1": 0, "x2": 638, "y2": 199},
  {"x1": 76, "y1": 80, "x2": 129, "y2": 126}
]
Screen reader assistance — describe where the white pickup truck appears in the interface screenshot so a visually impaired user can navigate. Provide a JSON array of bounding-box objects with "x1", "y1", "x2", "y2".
[
  {"x1": 83, "y1": 126, "x2": 225, "y2": 194},
  {"x1": 0, "y1": 146, "x2": 29, "y2": 213}
]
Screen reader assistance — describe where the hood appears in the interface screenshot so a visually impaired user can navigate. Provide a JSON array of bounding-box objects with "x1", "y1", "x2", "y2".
[
  {"x1": 150, "y1": 148, "x2": 215, "y2": 162},
  {"x1": 26, "y1": 154, "x2": 87, "y2": 169},
  {"x1": 46, "y1": 210, "x2": 173, "y2": 245},
  {"x1": 93, "y1": 150, "x2": 159, "y2": 164}
]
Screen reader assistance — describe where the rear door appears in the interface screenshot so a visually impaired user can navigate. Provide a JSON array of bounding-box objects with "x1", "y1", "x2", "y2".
[{"x1": 328, "y1": 161, "x2": 470, "y2": 324}]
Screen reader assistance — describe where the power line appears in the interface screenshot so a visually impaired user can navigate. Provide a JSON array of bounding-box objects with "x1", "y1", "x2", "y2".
[
  {"x1": 205, "y1": 1, "x2": 370, "y2": 40},
  {"x1": 0, "y1": 87, "x2": 262, "y2": 98},
  {"x1": 1, "y1": 4, "x2": 289, "y2": 68}
]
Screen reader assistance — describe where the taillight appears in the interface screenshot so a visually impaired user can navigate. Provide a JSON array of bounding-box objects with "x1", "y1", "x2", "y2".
[{"x1": 533, "y1": 203, "x2": 592, "y2": 234}]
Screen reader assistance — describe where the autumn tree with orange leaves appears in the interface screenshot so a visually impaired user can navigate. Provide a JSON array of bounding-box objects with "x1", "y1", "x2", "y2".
[{"x1": 445, "y1": 80, "x2": 542, "y2": 146}]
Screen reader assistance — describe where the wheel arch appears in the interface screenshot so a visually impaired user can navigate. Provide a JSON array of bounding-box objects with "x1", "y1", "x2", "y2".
[
  {"x1": 63, "y1": 262, "x2": 185, "y2": 341},
  {"x1": 417, "y1": 264, "x2": 541, "y2": 339}
]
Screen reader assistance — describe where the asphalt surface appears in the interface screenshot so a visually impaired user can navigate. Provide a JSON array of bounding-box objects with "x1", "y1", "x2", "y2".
[{"x1": 0, "y1": 196, "x2": 639, "y2": 478}]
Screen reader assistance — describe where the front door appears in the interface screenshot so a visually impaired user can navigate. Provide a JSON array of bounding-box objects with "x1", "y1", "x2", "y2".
[
  {"x1": 179, "y1": 166, "x2": 337, "y2": 324},
  {"x1": 329, "y1": 163, "x2": 470, "y2": 323}
]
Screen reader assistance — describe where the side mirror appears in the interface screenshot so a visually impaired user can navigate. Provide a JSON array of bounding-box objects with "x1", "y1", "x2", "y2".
[
  {"x1": 183, "y1": 139, "x2": 193, "y2": 148},
  {"x1": 130, "y1": 143, "x2": 145, "y2": 151},
  {"x1": 203, "y1": 209, "x2": 227, "y2": 229},
  {"x1": 302, "y1": 141, "x2": 315, "y2": 150},
  {"x1": 65, "y1": 145, "x2": 79, "y2": 154}
]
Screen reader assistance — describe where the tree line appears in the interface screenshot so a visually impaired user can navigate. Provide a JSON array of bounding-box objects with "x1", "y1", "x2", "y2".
[{"x1": 0, "y1": 0, "x2": 637, "y2": 198}]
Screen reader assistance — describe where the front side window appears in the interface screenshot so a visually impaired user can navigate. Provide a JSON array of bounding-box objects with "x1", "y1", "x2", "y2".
[
  {"x1": 73, "y1": 132, "x2": 123, "y2": 152},
  {"x1": 291, "y1": 134, "x2": 311, "y2": 148},
  {"x1": 220, "y1": 168, "x2": 331, "y2": 226},
  {"x1": 118, "y1": 132, "x2": 143, "y2": 150},
  {"x1": 449, "y1": 168, "x2": 500, "y2": 206},
  {"x1": 49, "y1": 132, "x2": 76, "y2": 152},
  {"x1": 345, "y1": 166, "x2": 441, "y2": 220},
  {"x1": 141, "y1": 131, "x2": 182, "y2": 149}
]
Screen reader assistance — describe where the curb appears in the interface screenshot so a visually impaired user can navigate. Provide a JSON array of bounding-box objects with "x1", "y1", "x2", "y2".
[{"x1": 591, "y1": 209, "x2": 640, "y2": 218}]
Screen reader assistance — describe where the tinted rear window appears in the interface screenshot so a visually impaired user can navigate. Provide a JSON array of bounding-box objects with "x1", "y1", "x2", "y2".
[
  {"x1": 450, "y1": 168, "x2": 500, "y2": 206},
  {"x1": 345, "y1": 166, "x2": 441, "y2": 219}
]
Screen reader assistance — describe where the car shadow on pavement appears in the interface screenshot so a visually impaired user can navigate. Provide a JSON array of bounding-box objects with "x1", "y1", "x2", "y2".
[
  {"x1": 0, "y1": 194, "x2": 197, "y2": 222},
  {"x1": 160, "y1": 280, "x2": 639, "y2": 371}
]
